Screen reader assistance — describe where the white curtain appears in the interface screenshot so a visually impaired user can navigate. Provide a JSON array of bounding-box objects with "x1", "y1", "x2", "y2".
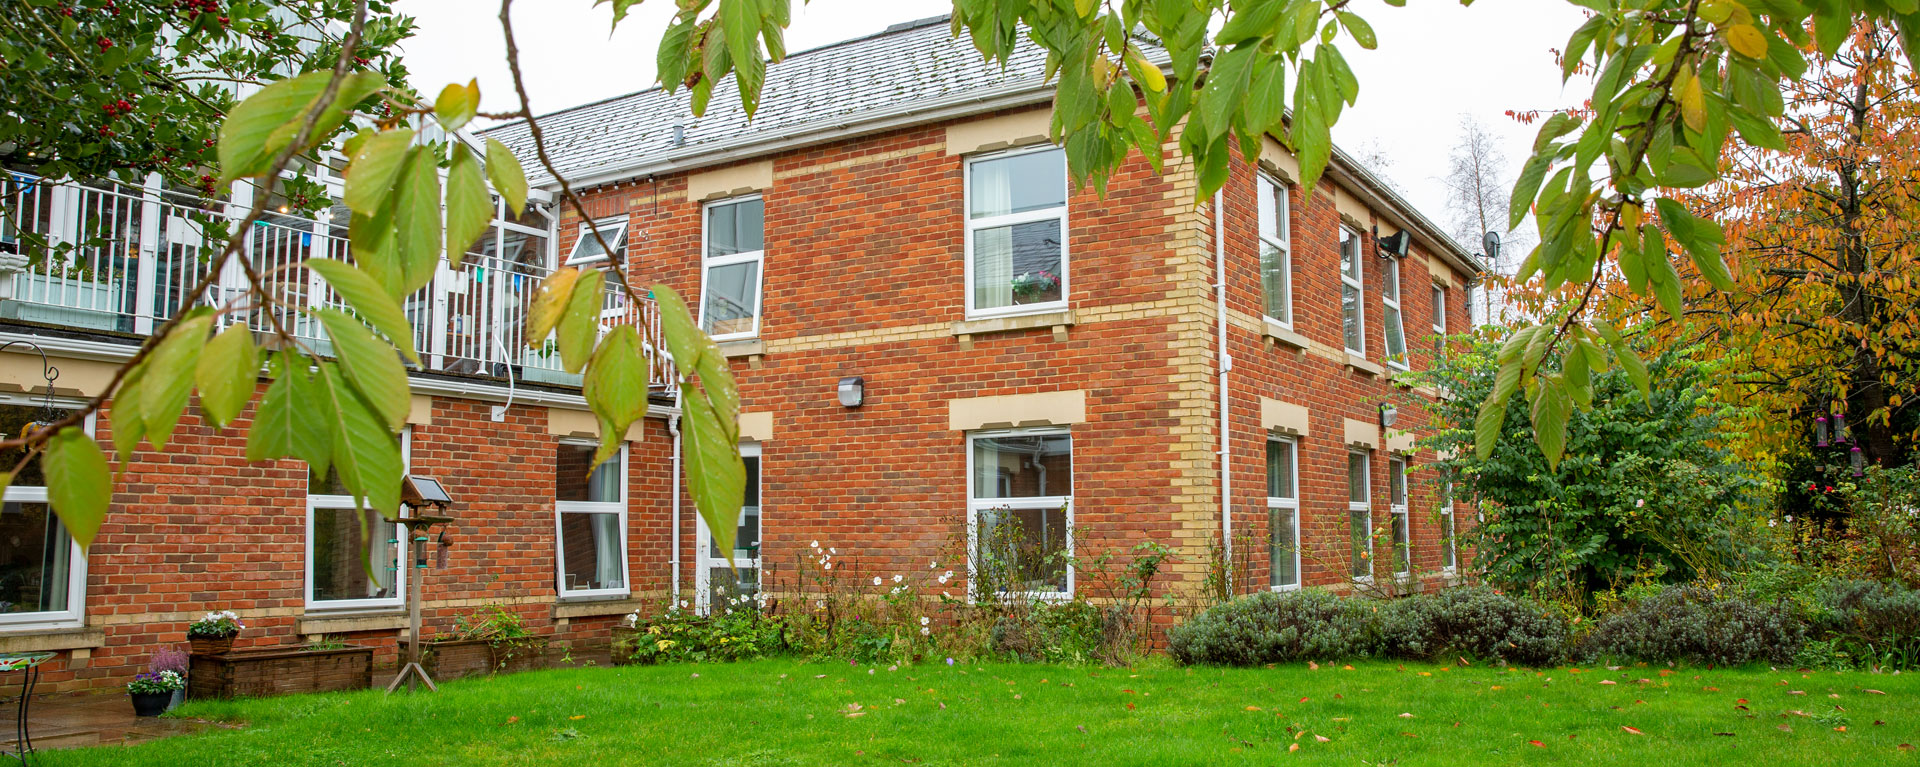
[
  {"x1": 592, "y1": 514, "x2": 623, "y2": 588},
  {"x1": 971, "y1": 160, "x2": 1014, "y2": 310}
]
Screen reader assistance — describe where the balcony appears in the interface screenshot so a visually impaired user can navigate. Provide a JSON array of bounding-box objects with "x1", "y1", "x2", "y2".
[{"x1": 0, "y1": 172, "x2": 675, "y2": 393}]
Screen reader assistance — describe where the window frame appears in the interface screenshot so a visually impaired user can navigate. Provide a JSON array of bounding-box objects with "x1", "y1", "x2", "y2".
[
  {"x1": 1256, "y1": 173, "x2": 1293, "y2": 329},
  {"x1": 697, "y1": 441, "x2": 763, "y2": 613},
  {"x1": 1431, "y1": 284, "x2": 1447, "y2": 335},
  {"x1": 305, "y1": 428, "x2": 410, "y2": 612},
  {"x1": 965, "y1": 426, "x2": 1074, "y2": 601},
  {"x1": 1383, "y1": 256, "x2": 1408, "y2": 370},
  {"x1": 697, "y1": 194, "x2": 766, "y2": 342},
  {"x1": 1440, "y1": 479, "x2": 1458, "y2": 575},
  {"x1": 962, "y1": 145, "x2": 1071, "y2": 320},
  {"x1": 553, "y1": 439, "x2": 631, "y2": 601},
  {"x1": 1340, "y1": 226, "x2": 1366, "y2": 355},
  {"x1": 1266, "y1": 436, "x2": 1301, "y2": 592},
  {"x1": 564, "y1": 216, "x2": 628, "y2": 267},
  {"x1": 1389, "y1": 456, "x2": 1411, "y2": 579},
  {"x1": 1347, "y1": 450, "x2": 1373, "y2": 583},
  {"x1": 0, "y1": 394, "x2": 92, "y2": 631}
]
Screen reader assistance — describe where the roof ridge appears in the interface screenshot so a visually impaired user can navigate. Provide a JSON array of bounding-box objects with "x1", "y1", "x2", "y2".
[{"x1": 482, "y1": 13, "x2": 957, "y2": 136}]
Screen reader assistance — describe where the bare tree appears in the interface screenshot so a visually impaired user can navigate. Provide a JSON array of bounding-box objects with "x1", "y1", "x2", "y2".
[{"x1": 1441, "y1": 115, "x2": 1531, "y2": 324}]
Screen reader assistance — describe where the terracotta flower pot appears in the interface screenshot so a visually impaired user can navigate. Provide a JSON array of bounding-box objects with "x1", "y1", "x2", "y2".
[
  {"x1": 189, "y1": 636, "x2": 234, "y2": 656},
  {"x1": 130, "y1": 691, "x2": 171, "y2": 717}
]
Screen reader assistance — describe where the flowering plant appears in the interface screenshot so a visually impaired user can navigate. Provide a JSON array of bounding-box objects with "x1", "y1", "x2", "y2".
[
  {"x1": 187, "y1": 610, "x2": 243, "y2": 639},
  {"x1": 150, "y1": 648, "x2": 189, "y2": 676},
  {"x1": 1009, "y1": 270, "x2": 1059, "y2": 300},
  {"x1": 127, "y1": 670, "x2": 184, "y2": 695}
]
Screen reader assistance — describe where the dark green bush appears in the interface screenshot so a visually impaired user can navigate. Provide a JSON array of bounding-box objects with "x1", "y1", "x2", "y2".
[
  {"x1": 1809, "y1": 579, "x2": 1920, "y2": 669},
  {"x1": 1584, "y1": 585, "x2": 1804, "y2": 666},
  {"x1": 622, "y1": 607, "x2": 788, "y2": 664},
  {"x1": 991, "y1": 600, "x2": 1110, "y2": 663},
  {"x1": 1169, "y1": 590, "x2": 1376, "y2": 666},
  {"x1": 1378, "y1": 586, "x2": 1567, "y2": 666}
]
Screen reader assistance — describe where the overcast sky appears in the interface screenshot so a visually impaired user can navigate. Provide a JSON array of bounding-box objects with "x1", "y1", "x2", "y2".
[{"x1": 394, "y1": 0, "x2": 1587, "y2": 234}]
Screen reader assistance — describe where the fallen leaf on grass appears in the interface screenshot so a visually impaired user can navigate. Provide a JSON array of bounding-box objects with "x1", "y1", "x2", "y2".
[
  {"x1": 1788, "y1": 690, "x2": 1806, "y2": 695},
  {"x1": 1874, "y1": 720, "x2": 1886, "y2": 726},
  {"x1": 1399, "y1": 713, "x2": 1415, "y2": 719},
  {"x1": 1737, "y1": 698, "x2": 1749, "y2": 704},
  {"x1": 1309, "y1": 661, "x2": 1320, "y2": 670},
  {"x1": 1600, "y1": 680, "x2": 1617, "y2": 686},
  {"x1": 1865, "y1": 689, "x2": 1887, "y2": 695},
  {"x1": 1342, "y1": 665, "x2": 1355, "y2": 671},
  {"x1": 1714, "y1": 732, "x2": 1734, "y2": 737},
  {"x1": 1835, "y1": 726, "x2": 1848, "y2": 732},
  {"x1": 1125, "y1": 703, "x2": 1135, "y2": 710},
  {"x1": 1288, "y1": 743, "x2": 1300, "y2": 753},
  {"x1": 1076, "y1": 725, "x2": 1087, "y2": 733},
  {"x1": 1401, "y1": 732, "x2": 1417, "y2": 738},
  {"x1": 1315, "y1": 735, "x2": 1330, "y2": 742},
  {"x1": 1621, "y1": 726, "x2": 1643, "y2": 735},
  {"x1": 1898, "y1": 743, "x2": 1914, "y2": 751},
  {"x1": 1245, "y1": 706, "x2": 1262, "y2": 712},
  {"x1": 1528, "y1": 740, "x2": 1546, "y2": 748},
  {"x1": 1778, "y1": 724, "x2": 1793, "y2": 732},
  {"x1": 1704, "y1": 686, "x2": 1719, "y2": 692},
  {"x1": 568, "y1": 715, "x2": 586, "y2": 721},
  {"x1": 501, "y1": 716, "x2": 519, "y2": 726},
  {"x1": 1299, "y1": 697, "x2": 1310, "y2": 703}
]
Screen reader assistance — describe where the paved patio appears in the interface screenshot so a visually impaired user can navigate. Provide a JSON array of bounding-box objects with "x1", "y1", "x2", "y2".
[{"x1": 0, "y1": 693, "x2": 231, "y2": 753}]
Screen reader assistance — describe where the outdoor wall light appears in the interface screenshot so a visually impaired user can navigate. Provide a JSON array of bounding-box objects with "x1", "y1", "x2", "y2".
[
  {"x1": 1379, "y1": 404, "x2": 1398, "y2": 429},
  {"x1": 1374, "y1": 228, "x2": 1411, "y2": 259},
  {"x1": 837, "y1": 376, "x2": 865, "y2": 408}
]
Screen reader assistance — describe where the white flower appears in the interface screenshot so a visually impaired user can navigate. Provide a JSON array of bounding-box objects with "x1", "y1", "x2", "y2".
[
  {"x1": 873, "y1": 577, "x2": 883, "y2": 586},
  {"x1": 811, "y1": 540, "x2": 820, "y2": 549},
  {"x1": 1785, "y1": 515, "x2": 1794, "y2": 522},
  {"x1": 938, "y1": 574, "x2": 951, "y2": 584},
  {"x1": 892, "y1": 574, "x2": 904, "y2": 583},
  {"x1": 1769, "y1": 519, "x2": 1778, "y2": 528},
  {"x1": 919, "y1": 616, "x2": 930, "y2": 626},
  {"x1": 920, "y1": 627, "x2": 931, "y2": 636},
  {"x1": 679, "y1": 600, "x2": 689, "y2": 608},
  {"x1": 929, "y1": 560, "x2": 938, "y2": 569},
  {"x1": 1635, "y1": 499, "x2": 1645, "y2": 508},
  {"x1": 830, "y1": 548, "x2": 837, "y2": 555},
  {"x1": 867, "y1": 668, "x2": 875, "y2": 675},
  {"x1": 824, "y1": 562, "x2": 833, "y2": 570},
  {"x1": 814, "y1": 600, "x2": 826, "y2": 609}
]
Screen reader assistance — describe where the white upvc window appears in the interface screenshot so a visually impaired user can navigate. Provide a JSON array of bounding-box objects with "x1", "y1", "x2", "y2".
[
  {"x1": 1389, "y1": 456, "x2": 1411, "y2": 578},
  {"x1": 0, "y1": 396, "x2": 91, "y2": 630},
  {"x1": 699, "y1": 442, "x2": 762, "y2": 612},
  {"x1": 1267, "y1": 437, "x2": 1300, "y2": 591},
  {"x1": 1383, "y1": 256, "x2": 1408, "y2": 369},
  {"x1": 1431, "y1": 284, "x2": 1447, "y2": 335},
  {"x1": 1340, "y1": 227, "x2": 1365, "y2": 354},
  {"x1": 555, "y1": 441, "x2": 629, "y2": 600},
  {"x1": 565, "y1": 216, "x2": 628, "y2": 266},
  {"x1": 965, "y1": 146, "x2": 1068, "y2": 318},
  {"x1": 967, "y1": 427, "x2": 1073, "y2": 599},
  {"x1": 1257, "y1": 174, "x2": 1293, "y2": 328},
  {"x1": 1347, "y1": 450, "x2": 1372, "y2": 582},
  {"x1": 699, "y1": 195, "x2": 765, "y2": 341},
  {"x1": 306, "y1": 429, "x2": 410, "y2": 612},
  {"x1": 1440, "y1": 479, "x2": 1458, "y2": 574}
]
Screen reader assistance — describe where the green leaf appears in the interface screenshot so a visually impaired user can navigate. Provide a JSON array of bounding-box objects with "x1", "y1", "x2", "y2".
[
  {"x1": 195, "y1": 323, "x2": 259, "y2": 429},
  {"x1": 1616, "y1": 344, "x2": 1652, "y2": 401},
  {"x1": 528, "y1": 267, "x2": 582, "y2": 348},
  {"x1": 652, "y1": 284, "x2": 738, "y2": 419},
  {"x1": 219, "y1": 71, "x2": 386, "y2": 182},
  {"x1": 142, "y1": 312, "x2": 212, "y2": 450},
  {"x1": 109, "y1": 359, "x2": 148, "y2": 464},
  {"x1": 1337, "y1": 12, "x2": 1376, "y2": 49},
  {"x1": 484, "y1": 138, "x2": 530, "y2": 215},
  {"x1": 343, "y1": 128, "x2": 415, "y2": 217},
  {"x1": 43, "y1": 428, "x2": 109, "y2": 549},
  {"x1": 682, "y1": 376, "x2": 745, "y2": 567},
  {"x1": 1473, "y1": 401, "x2": 1508, "y2": 461},
  {"x1": 317, "y1": 363, "x2": 404, "y2": 518},
  {"x1": 583, "y1": 325, "x2": 650, "y2": 469},
  {"x1": 246, "y1": 352, "x2": 334, "y2": 478},
  {"x1": 1653, "y1": 198, "x2": 1734, "y2": 291},
  {"x1": 1529, "y1": 375, "x2": 1572, "y2": 469},
  {"x1": 445, "y1": 144, "x2": 492, "y2": 267},
  {"x1": 556, "y1": 270, "x2": 606, "y2": 375},
  {"x1": 1509, "y1": 153, "x2": 1550, "y2": 230},
  {"x1": 306, "y1": 258, "x2": 420, "y2": 365},
  {"x1": 723, "y1": 0, "x2": 767, "y2": 115},
  {"x1": 434, "y1": 79, "x2": 480, "y2": 133},
  {"x1": 599, "y1": 0, "x2": 645, "y2": 28},
  {"x1": 311, "y1": 308, "x2": 411, "y2": 433},
  {"x1": 393, "y1": 147, "x2": 443, "y2": 296}
]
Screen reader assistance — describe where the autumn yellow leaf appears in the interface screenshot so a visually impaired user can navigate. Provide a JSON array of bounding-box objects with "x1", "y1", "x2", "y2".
[{"x1": 1726, "y1": 24, "x2": 1769, "y2": 58}]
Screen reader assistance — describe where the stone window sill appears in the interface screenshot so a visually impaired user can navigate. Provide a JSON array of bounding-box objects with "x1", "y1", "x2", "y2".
[
  {"x1": 296, "y1": 611, "x2": 406, "y2": 636},
  {"x1": 952, "y1": 309, "x2": 1075, "y2": 348},
  {"x1": 553, "y1": 597, "x2": 648, "y2": 620},
  {"x1": 0, "y1": 626, "x2": 103, "y2": 653},
  {"x1": 1262, "y1": 319, "x2": 1311, "y2": 350},
  {"x1": 1344, "y1": 354, "x2": 1386, "y2": 378},
  {"x1": 717, "y1": 339, "x2": 765, "y2": 359}
]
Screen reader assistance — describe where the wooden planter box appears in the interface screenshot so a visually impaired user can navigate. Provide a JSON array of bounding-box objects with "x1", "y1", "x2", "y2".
[
  {"x1": 399, "y1": 637, "x2": 551, "y2": 680},
  {"x1": 188, "y1": 645, "x2": 372, "y2": 700}
]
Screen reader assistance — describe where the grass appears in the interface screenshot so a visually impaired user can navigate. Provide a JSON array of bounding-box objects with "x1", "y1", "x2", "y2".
[{"x1": 47, "y1": 659, "x2": 1920, "y2": 766}]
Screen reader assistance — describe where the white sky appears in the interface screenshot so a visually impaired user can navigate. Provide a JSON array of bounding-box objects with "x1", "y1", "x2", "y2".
[{"x1": 394, "y1": 0, "x2": 1588, "y2": 230}]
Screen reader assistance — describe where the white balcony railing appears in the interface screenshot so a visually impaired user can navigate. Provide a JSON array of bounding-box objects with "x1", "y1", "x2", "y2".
[{"x1": 0, "y1": 172, "x2": 675, "y2": 392}]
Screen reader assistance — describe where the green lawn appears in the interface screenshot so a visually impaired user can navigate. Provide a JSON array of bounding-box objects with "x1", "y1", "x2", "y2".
[{"x1": 48, "y1": 659, "x2": 1920, "y2": 766}]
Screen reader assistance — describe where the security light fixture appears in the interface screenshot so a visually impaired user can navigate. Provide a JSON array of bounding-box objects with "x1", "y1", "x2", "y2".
[
  {"x1": 1379, "y1": 404, "x2": 1398, "y2": 429},
  {"x1": 837, "y1": 376, "x2": 865, "y2": 408},
  {"x1": 1374, "y1": 228, "x2": 1411, "y2": 259}
]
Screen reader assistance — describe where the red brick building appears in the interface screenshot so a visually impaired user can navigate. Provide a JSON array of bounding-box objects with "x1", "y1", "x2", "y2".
[{"x1": 0, "y1": 16, "x2": 1476, "y2": 691}]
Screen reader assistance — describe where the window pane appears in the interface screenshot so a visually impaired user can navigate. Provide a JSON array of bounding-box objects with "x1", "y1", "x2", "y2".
[
  {"x1": 0, "y1": 503, "x2": 72, "y2": 614},
  {"x1": 311, "y1": 507, "x2": 397, "y2": 602},
  {"x1": 556, "y1": 443, "x2": 621, "y2": 502},
  {"x1": 1347, "y1": 453, "x2": 1368, "y2": 503},
  {"x1": 972, "y1": 219, "x2": 1062, "y2": 310},
  {"x1": 975, "y1": 506, "x2": 1069, "y2": 593},
  {"x1": 969, "y1": 150, "x2": 1066, "y2": 219},
  {"x1": 1349, "y1": 510, "x2": 1371, "y2": 578},
  {"x1": 1260, "y1": 243, "x2": 1290, "y2": 323},
  {"x1": 570, "y1": 222, "x2": 624, "y2": 262},
  {"x1": 1383, "y1": 259, "x2": 1400, "y2": 301},
  {"x1": 0, "y1": 404, "x2": 76, "y2": 487},
  {"x1": 1342, "y1": 284, "x2": 1363, "y2": 351},
  {"x1": 972, "y1": 434, "x2": 1071, "y2": 499},
  {"x1": 1442, "y1": 511, "x2": 1457, "y2": 569},
  {"x1": 707, "y1": 198, "x2": 765, "y2": 257},
  {"x1": 1266, "y1": 440, "x2": 1294, "y2": 499},
  {"x1": 708, "y1": 565, "x2": 760, "y2": 609},
  {"x1": 560, "y1": 512, "x2": 625, "y2": 592},
  {"x1": 1392, "y1": 512, "x2": 1410, "y2": 574},
  {"x1": 1385, "y1": 304, "x2": 1406, "y2": 360},
  {"x1": 502, "y1": 229, "x2": 547, "y2": 270},
  {"x1": 1258, "y1": 178, "x2": 1286, "y2": 242},
  {"x1": 702, "y1": 260, "x2": 761, "y2": 336},
  {"x1": 1269, "y1": 506, "x2": 1297, "y2": 588},
  {"x1": 1432, "y1": 286, "x2": 1446, "y2": 331},
  {"x1": 1390, "y1": 460, "x2": 1407, "y2": 505},
  {"x1": 710, "y1": 455, "x2": 761, "y2": 558},
  {"x1": 1340, "y1": 229, "x2": 1360, "y2": 279}
]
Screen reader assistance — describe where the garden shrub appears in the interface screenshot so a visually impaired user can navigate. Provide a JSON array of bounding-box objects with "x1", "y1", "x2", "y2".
[
  {"x1": 1808, "y1": 579, "x2": 1920, "y2": 669},
  {"x1": 624, "y1": 606, "x2": 788, "y2": 664},
  {"x1": 1583, "y1": 585, "x2": 1804, "y2": 666},
  {"x1": 1169, "y1": 589, "x2": 1376, "y2": 666},
  {"x1": 1377, "y1": 586, "x2": 1567, "y2": 666},
  {"x1": 991, "y1": 599, "x2": 1109, "y2": 664}
]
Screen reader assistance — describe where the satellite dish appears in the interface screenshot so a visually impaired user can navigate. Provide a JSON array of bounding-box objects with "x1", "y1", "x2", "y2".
[{"x1": 1483, "y1": 231, "x2": 1502, "y2": 262}]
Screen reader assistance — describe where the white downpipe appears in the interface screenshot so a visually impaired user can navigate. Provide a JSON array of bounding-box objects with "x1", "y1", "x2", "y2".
[
  {"x1": 1213, "y1": 188, "x2": 1232, "y2": 582},
  {"x1": 668, "y1": 398, "x2": 684, "y2": 605}
]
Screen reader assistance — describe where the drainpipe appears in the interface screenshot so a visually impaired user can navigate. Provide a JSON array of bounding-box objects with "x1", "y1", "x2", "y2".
[
  {"x1": 1213, "y1": 188, "x2": 1232, "y2": 583},
  {"x1": 668, "y1": 398, "x2": 684, "y2": 605}
]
